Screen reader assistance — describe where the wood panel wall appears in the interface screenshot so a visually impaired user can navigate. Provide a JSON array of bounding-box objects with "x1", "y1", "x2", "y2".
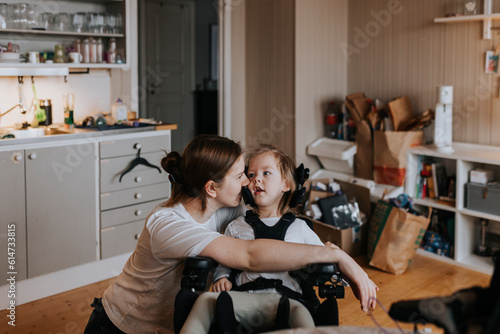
[
  {"x1": 245, "y1": 0, "x2": 296, "y2": 157},
  {"x1": 348, "y1": 0, "x2": 500, "y2": 146},
  {"x1": 295, "y1": 0, "x2": 348, "y2": 167}
]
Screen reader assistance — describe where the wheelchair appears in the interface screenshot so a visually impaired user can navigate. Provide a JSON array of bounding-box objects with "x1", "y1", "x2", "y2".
[{"x1": 173, "y1": 256, "x2": 348, "y2": 334}]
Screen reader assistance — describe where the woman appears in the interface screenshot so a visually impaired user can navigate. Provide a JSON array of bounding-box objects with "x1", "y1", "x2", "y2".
[{"x1": 84, "y1": 134, "x2": 378, "y2": 334}]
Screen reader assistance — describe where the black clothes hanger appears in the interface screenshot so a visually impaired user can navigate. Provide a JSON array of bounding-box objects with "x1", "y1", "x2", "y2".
[{"x1": 119, "y1": 149, "x2": 161, "y2": 182}]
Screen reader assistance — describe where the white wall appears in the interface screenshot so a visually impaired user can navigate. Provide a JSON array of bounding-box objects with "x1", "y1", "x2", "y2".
[{"x1": 0, "y1": 72, "x2": 112, "y2": 128}]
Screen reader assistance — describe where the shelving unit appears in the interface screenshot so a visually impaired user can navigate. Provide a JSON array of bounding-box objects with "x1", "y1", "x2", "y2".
[
  {"x1": 406, "y1": 143, "x2": 500, "y2": 275},
  {"x1": 0, "y1": 0, "x2": 130, "y2": 75},
  {"x1": 434, "y1": 0, "x2": 498, "y2": 39}
]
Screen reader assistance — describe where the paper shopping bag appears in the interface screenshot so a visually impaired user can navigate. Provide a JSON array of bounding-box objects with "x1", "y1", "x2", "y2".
[
  {"x1": 368, "y1": 200, "x2": 431, "y2": 275},
  {"x1": 373, "y1": 130, "x2": 423, "y2": 186}
]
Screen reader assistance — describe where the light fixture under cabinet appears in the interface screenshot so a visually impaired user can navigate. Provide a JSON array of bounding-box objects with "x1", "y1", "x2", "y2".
[{"x1": 0, "y1": 67, "x2": 69, "y2": 76}]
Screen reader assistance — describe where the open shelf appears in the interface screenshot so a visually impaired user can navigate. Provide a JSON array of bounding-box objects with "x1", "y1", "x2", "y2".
[
  {"x1": 434, "y1": 13, "x2": 500, "y2": 23},
  {"x1": 407, "y1": 142, "x2": 500, "y2": 274}
]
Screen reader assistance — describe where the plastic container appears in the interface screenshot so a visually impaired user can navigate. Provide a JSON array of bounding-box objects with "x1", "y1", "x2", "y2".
[
  {"x1": 307, "y1": 137, "x2": 357, "y2": 175},
  {"x1": 111, "y1": 98, "x2": 127, "y2": 123}
]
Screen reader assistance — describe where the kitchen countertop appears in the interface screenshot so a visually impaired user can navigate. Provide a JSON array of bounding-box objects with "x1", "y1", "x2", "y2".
[{"x1": 0, "y1": 123, "x2": 177, "y2": 147}]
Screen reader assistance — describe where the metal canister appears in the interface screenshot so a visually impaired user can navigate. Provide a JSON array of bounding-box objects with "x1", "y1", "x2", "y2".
[{"x1": 39, "y1": 99, "x2": 52, "y2": 126}]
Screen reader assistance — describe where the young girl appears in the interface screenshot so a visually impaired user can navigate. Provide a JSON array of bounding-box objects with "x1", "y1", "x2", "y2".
[
  {"x1": 84, "y1": 136, "x2": 377, "y2": 334},
  {"x1": 180, "y1": 144, "x2": 378, "y2": 333}
]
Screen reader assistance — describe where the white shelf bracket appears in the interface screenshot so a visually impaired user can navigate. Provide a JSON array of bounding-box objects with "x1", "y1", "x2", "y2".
[{"x1": 484, "y1": 0, "x2": 492, "y2": 39}]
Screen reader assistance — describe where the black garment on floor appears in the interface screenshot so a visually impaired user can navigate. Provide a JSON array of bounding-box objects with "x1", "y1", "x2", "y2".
[{"x1": 83, "y1": 298, "x2": 125, "y2": 334}]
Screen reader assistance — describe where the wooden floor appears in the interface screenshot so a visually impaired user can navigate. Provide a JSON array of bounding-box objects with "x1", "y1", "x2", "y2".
[{"x1": 0, "y1": 254, "x2": 493, "y2": 334}]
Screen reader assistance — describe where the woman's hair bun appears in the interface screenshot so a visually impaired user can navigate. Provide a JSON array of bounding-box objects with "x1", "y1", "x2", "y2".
[{"x1": 161, "y1": 151, "x2": 181, "y2": 174}]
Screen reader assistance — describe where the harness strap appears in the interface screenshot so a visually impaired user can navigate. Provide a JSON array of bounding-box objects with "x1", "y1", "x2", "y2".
[{"x1": 233, "y1": 277, "x2": 309, "y2": 309}]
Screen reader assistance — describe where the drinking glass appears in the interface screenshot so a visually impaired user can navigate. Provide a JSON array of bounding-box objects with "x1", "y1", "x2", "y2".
[
  {"x1": 53, "y1": 12, "x2": 69, "y2": 32},
  {"x1": 11, "y1": 4, "x2": 28, "y2": 29},
  {"x1": 39, "y1": 12, "x2": 53, "y2": 30},
  {"x1": 26, "y1": 4, "x2": 37, "y2": 29},
  {"x1": 0, "y1": 3, "x2": 7, "y2": 29},
  {"x1": 72, "y1": 12, "x2": 86, "y2": 32}
]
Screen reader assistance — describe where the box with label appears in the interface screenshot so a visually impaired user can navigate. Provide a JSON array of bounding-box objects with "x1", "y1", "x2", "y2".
[
  {"x1": 465, "y1": 182, "x2": 500, "y2": 216},
  {"x1": 470, "y1": 169, "x2": 494, "y2": 185}
]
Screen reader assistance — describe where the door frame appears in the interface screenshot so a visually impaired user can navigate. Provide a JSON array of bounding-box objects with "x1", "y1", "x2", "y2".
[
  {"x1": 138, "y1": 0, "x2": 195, "y2": 124},
  {"x1": 218, "y1": 0, "x2": 231, "y2": 138}
]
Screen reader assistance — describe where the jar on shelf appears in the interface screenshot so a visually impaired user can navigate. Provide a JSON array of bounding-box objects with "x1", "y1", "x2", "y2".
[{"x1": 53, "y1": 44, "x2": 65, "y2": 63}]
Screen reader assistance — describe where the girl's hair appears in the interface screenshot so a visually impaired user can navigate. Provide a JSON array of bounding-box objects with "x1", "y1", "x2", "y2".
[
  {"x1": 161, "y1": 134, "x2": 242, "y2": 211},
  {"x1": 246, "y1": 143, "x2": 296, "y2": 215}
]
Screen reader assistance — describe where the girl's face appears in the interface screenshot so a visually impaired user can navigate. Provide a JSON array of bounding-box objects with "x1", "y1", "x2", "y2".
[
  {"x1": 246, "y1": 152, "x2": 290, "y2": 215},
  {"x1": 214, "y1": 155, "x2": 249, "y2": 208}
]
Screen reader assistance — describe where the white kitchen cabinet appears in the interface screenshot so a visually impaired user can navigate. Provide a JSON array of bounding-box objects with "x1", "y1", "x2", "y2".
[
  {"x1": 0, "y1": 150, "x2": 27, "y2": 281},
  {"x1": 406, "y1": 143, "x2": 500, "y2": 274},
  {"x1": 0, "y1": 0, "x2": 130, "y2": 73},
  {"x1": 26, "y1": 143, "x2": 98, "y2": 277},
  {"x1": 99, "y1": 131, "x2": 171, "y2": 259},
  {"x1": 0, "y1": 143, "x2": 98, "y2": 279}
]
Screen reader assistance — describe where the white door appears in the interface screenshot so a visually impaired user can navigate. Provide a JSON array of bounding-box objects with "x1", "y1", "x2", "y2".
[{"x1": 141, "y1": 0, "x2": 195, "y2": 152}]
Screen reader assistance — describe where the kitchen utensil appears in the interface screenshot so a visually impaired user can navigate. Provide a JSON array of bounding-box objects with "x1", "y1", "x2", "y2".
[{"x1": 31, "y1": 79, "x2": 46, "y2": 124}]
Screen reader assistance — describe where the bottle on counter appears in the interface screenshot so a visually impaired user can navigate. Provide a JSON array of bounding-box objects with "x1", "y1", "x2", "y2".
[
  {"x1": 96, "y1": 38, "x2": 103, "y2": 63},
  {"x1": 82, "y1": 38, "x2": 90, "y2": 63},
  {"x1": 64, "y1": 93, "x2": 74, "y2": 130},
  {"x1": 325, "y1": 101, "x2": 338, "y2": 139},
  {"x1": 111, "y1": 98, "x2": 127, "y2": 124},
  {"x1": 39, "y1": 99, "x2": 52, "y2": 126},
  {"x1": 89, "y1": 37, "x2": 97, "y2": 63},
  {"x1": 108, "y1": 37, "x2": 116, "y2": 64}
]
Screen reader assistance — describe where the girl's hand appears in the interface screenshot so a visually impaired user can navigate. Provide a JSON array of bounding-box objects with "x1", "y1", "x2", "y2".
[{"x1": 212, "y1": 277, "x2": 232, "y2": 292}]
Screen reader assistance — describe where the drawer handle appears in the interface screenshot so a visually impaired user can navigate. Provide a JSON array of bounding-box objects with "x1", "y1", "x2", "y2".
[
  {"x1": 135, "y1": 176, "x2": 142, "y2": 183},
  {"x1": 135, "y1": 210, "x2": 142, "y2": 216},
  {"x1": 135, "y1": 193, "x2": 142, "y2": 199},
  {"x1": 134, "y1": 143, "x2": 142, "y2": 150},
  {"x1": 135, "y1": 233, "x2": 141, "y2": 240},
  {"x1": 28, "y1": 152, "x2": 37, "y2": 160}
]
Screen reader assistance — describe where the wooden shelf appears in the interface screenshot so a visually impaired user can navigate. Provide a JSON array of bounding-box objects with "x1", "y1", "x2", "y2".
[
  {"x1": 434, "y1": 13, "x2": 500, "y2": 23},
  {"x1": 434, "y1": 0, "x2": 497, "y2": 39},
  {"x1": 0, "y1": 28, "x2": 124, "y2": 39}
]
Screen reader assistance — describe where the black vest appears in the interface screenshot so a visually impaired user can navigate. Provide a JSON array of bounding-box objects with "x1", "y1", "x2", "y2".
[{"x1": 244, "y1": 210, "x2": 296, "y2": 241}]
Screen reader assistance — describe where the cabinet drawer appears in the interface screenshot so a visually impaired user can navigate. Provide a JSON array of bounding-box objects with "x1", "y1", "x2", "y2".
[
  {"x1": 101, "y1": 220, "x2": 145, "y2": 259},
  {"x1": 100, "y1": 134, "x2": 170, "y2": 158},
  {"x1": 100, "y1": 152, "x2": 167, "y2": 192},
  {"x1": 101, "y1": 200, "x2": 165, "y2": 228},
  {"x1": 101, "y1": 183, "x2": 170, "y2": 210}
]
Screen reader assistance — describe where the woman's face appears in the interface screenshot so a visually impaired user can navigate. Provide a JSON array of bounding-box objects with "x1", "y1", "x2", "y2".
[{"x1": 215, "y1": 155, "x2": 249, "y2": 207}]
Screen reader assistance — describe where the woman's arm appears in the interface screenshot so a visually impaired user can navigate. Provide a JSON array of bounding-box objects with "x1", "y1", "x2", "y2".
[{"x1": 200, "y1": 236, "x2": 378, "y2": 311}]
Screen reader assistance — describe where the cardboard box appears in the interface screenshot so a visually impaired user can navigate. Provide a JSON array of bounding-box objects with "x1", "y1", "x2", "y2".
[
  {"x1": 303, "y1": 178, "x2": 371, "y2": 256},
  {"x1": 311, "y1": 219, "x2": 367, "y2": 257}
]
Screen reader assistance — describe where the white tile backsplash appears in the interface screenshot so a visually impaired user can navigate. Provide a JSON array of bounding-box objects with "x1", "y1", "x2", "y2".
[{"x1": 0, "y1": 70, "x2": 112, "y2": 128}]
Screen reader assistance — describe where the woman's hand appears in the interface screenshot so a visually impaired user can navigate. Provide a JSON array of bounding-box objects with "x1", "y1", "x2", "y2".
[
  {"x1": 325, "y1": 243, "x2": 379, "y2": 312},
  {"x1": 212, "y1": 277, "x2": 232, "y2": 292}
]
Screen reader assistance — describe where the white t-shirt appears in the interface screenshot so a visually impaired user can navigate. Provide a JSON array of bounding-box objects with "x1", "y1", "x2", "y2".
[
  {"x1": 102, "y1": 202, "x2": 242, "y2": 334},
  {"x1": 214, "y1": 214, "x2": 324, "y2": 293}
]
